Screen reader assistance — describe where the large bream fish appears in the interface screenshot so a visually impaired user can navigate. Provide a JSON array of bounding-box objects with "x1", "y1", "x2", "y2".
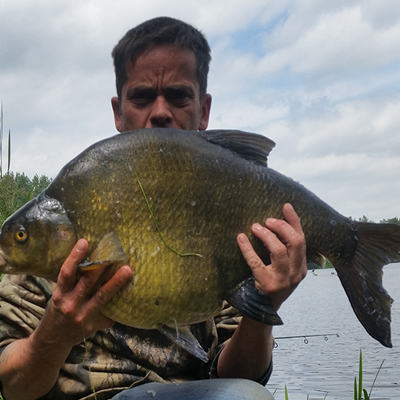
[{"x1": 0, "y1": 129, "x2": 399, "y2": 362}]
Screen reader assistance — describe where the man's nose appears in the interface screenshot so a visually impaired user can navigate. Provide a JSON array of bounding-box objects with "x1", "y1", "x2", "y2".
[{"x1": 147, "y1": 96, "x2": 173, "y2": 128}]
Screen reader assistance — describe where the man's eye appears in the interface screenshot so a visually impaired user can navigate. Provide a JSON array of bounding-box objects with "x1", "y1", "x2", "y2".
[
  {"x1": 130, "y1": 91, "x2": 155, "y2": 106},
  {"x1": 166, "y1": 90, "x2": 192, "y2": 106}
]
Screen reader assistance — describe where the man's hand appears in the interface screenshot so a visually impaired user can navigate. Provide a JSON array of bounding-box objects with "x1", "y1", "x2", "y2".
[
  {"x1": 0, "y1": 239, "x2": 132, "y2": 400},
  {"x1": 218, "y1": 203, "x2": 307, "y2": 381},
  {"x1": 237, "y1": 203, "x2": 307, "y2": 310},
  {"x1": 47, "y1": 238, "x2": 133, "y2": 346}
]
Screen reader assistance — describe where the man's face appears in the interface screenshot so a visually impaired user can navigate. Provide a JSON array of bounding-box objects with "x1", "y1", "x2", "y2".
[{"x1": 112, "y1": 45, "x2": 211, "y2": 131}]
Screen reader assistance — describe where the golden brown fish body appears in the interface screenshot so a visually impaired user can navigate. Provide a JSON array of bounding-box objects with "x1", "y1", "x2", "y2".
[
  {"x1": 1, "y1": 128, "x2": 400, "y2": 356},
  {"x1": 45, "y1": 130, "x2": 276, "y2": 328}
]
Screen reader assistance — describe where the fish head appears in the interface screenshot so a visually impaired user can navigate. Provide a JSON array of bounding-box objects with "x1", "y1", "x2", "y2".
[{"x1": 0, "y1": 193, "x2": 77, "y2": 280}]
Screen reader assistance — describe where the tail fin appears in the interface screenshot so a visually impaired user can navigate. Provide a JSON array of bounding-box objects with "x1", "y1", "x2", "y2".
[{"x1": 333, "y1": 222, "x2": 400, "y2": 348}]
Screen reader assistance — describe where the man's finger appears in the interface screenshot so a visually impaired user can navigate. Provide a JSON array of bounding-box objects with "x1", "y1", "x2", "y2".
[
  {"x1": 57, "y1": 239, "x2": 88, "y2": 293},
  {"x1": 265, "y1": 209, "x2": 305, "y2": 254},
  {"x1": 83, "y1": 265, "x2": 133, "y2": 315},
  {"x1": 282, "y1": 203, "x2": 303, "y2": 234}
]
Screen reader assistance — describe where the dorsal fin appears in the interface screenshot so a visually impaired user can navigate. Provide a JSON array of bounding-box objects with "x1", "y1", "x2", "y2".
[{"x1": 198, "y1": 130, "x2": 275, "y2": 167}]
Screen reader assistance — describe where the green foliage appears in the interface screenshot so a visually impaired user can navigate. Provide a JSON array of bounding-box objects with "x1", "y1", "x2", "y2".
[
  {"x1": 0, "y1": 172, "x2": 51, "y2": 225},
  {"x1": 349, "y1": 215, "x2": 400, "y2": 225},
  {"x1": 380, "y1": 217, "x2": 400, "y2": 225},
  {"x1": 353, "y1": 349, "x2": 385, "y2": 400}
]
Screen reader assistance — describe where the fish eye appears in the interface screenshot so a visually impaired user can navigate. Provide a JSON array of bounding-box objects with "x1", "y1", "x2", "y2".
[{"x1": 15, "y1": 229, "x2": 28, "y2": 244}]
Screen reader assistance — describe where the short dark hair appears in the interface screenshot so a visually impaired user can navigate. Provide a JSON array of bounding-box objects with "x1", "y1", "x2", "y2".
[{"x1": 112, "y1": 17, "x2": 211, "y2": 101}]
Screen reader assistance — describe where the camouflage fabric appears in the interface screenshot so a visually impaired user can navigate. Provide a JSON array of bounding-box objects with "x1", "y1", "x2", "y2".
[{"x1": 0, "y1": 274, "x2": 244, "y2": 400}]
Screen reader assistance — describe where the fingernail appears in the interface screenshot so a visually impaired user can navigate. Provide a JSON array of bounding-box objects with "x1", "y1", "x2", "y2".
[
  {"x1": 120, "y1": 267, "x2": 132, "y2": 279},
  {"x1": 285, "y1": 203, "x2": 294, "y2": 212},
  {"x1": 253, "y1": 223, "x2": 263, "y2": 230},
  {"x1": 237, "y1": 233, "x2": 247, "y2": 243},
  {"x1": 76, "y1": 239, "x2": 86, "y2": 252},
  {"x1": 266, "y1": 218, "x2": 277, "y2": 224}
]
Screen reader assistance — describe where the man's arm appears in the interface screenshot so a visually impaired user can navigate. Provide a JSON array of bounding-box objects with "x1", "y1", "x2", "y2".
[
  {"x1": 217, "y1": 203, "x2": 308, "y2": 380},
  {"x1": 0, "y1": 239, "x2": 132, "y2": 400}
]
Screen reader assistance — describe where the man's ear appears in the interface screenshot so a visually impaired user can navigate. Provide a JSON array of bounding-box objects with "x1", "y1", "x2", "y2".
[
  {"x1": 198, "y1": 94, "x2": 212, "y2": 131},
  {"x1": 111, "y1": 96, "x2": 122, "y2": 132}
]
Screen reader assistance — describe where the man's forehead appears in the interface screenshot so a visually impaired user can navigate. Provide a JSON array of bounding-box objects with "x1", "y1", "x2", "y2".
[
  {"x1": 127, "y1": 44, "x2": 197, "y2": 72},
  {"x1": 123, "y1": 45, "x2": 200, "y2": 91}
]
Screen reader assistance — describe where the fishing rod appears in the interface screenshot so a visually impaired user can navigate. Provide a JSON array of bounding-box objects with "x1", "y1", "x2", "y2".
[{"x1": 274, "y1": 333, "x2": 339, "y2": 347}]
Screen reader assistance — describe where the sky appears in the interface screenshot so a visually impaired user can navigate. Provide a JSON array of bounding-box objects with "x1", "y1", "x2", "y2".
[{"x1": 0, "y1": 0, "x2": 399, "y2": 222}]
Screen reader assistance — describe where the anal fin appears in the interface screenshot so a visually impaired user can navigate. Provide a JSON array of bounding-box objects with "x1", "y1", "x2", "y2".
[{"x1": 158, "y1": 324, "x2": 209, "y2": 363}]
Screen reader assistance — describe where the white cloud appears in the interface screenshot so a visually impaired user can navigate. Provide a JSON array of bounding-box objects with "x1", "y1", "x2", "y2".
[{"x1": 257, "y1": 5, "x2": 400, "y2": 78}]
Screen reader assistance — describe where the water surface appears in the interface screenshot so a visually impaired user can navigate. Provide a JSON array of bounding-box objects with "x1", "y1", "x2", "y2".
[{"x1": 267, "y1": 263, "x2": 400, "y2": 400}]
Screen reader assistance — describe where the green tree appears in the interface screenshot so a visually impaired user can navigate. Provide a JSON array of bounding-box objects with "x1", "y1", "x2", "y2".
[
  {"x1": 0, "y1": 172, "x2": 52, "y2": 225},
  {"x1": 348, "y1": 215, "x2": 374, "y2": 222},
  {"x1": 380, "y1": 217, "x2": 400, "y2": 225},
  {"x1": 31, "y1": 174, "x2": 52, "y2": 196},
  {"x1": 358, "y1": 215, "x2": 373, "y2": 222},
  {"x1": 0, "y1": 172, "x2": 25, "y2": 223}
]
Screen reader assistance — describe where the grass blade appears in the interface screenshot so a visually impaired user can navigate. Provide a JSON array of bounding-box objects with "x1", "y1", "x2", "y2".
[
  {"x1": 358, "y1": 350, "x2": 363, "y2": 400},
  {"x1": 7, "y1": 130, "x2": 11, "y2": 174},
  {"x1": 354, "y1": 376, "x2": 358, "y2": 400},
  {"x1": 368, "y1": 359, "x2": 384, "y2": 399}
]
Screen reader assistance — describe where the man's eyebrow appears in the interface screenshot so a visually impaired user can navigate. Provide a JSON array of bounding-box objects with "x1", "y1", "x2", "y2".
[
  {"x1": 125, "y1": 84, "x2": 196, "y2": 98},
  {"x1": 163, "y1": 85, "x2": 196, "y2": 95},
  {"x1": 126, "y1": 86, "x2": 156, "y2": 96}
]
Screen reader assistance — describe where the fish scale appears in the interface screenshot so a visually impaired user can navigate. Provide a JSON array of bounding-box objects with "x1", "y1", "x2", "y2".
[{"x1": 1, "y1": 128, "x2": 400, "y2": 361}]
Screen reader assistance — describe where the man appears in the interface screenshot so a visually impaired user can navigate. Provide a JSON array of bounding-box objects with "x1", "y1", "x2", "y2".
[{"x1": 0, "y1": 17, "x2": 307, "y2": 400}]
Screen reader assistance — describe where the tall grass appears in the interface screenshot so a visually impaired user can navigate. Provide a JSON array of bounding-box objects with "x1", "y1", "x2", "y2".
[{"x1": 353, "y1": 350, "x2": 384, "y2": 400}]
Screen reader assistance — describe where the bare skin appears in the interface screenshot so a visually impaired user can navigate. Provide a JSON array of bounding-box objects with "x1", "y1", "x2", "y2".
[
  {"x1": 0, "y1": 45, "x2": 307, "y2": 399},
  {"x1": 111, "y1": 45, "x2": 211, "y2": 131},
  {"x1": 218, "y1": 203, "x2": 307, "y2": 380},
  {"x1": 0, "y1": 240, "x2": 133, "y2": 400}
]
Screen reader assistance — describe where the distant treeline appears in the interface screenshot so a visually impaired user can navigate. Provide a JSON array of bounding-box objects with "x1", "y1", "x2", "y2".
[
  {"x1": 0, "y1": 172, "x2": 51, "y2": 225},
  {"x1": 349, "y1": 215, "x2": 400, "y2": 225}
]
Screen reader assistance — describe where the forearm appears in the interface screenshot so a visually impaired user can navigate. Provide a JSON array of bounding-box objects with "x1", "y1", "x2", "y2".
[
  {"x1": 217, "y1": 316, "x2": 274, "y2": 381},
  {"x1": 0, "y1": 327, "x2": 72, "y2": 400},
  {"x1": 222, "y1": 203, "x2": 307, "y2": 380}
]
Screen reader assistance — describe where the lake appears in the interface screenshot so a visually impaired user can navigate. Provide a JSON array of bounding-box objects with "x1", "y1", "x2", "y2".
[{"x1": 267, "y1": 263, "x2": 400, "y2": 400}]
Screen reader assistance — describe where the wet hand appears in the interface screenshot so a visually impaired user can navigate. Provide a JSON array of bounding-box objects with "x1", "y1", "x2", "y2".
[
  {"x1": 43, "y1": 239, "x2": 132, "y2": 346},
  {"x1": 237, "y1": 203, "x2": 307, "y2": 310}
]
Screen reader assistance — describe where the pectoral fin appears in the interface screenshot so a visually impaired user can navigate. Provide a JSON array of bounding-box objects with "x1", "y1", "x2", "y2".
[
  {"x1": 226, "y1": 277, "x2": 283, "y2": 325},
  {"x1": 79, "y1": 232, "x2": 127, "y2": 271},
  {"x1": 157, "y1": 324, "x2": 209, "y2": 363}
]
